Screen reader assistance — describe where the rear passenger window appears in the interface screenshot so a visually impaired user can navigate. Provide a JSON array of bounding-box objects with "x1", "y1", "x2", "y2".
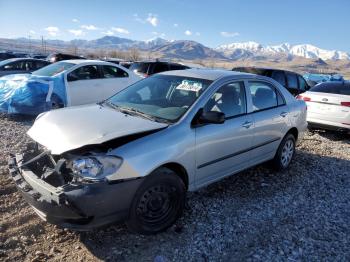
[
  {"x1": 101, "y1": 65, "x2": 128, "y2": 78},
  {"x1": 271, "y1": 71, "x2": 286, "y2": 87},
  {"x1": 249, "y1": 81, "x2": 278, "y2": 111},
  {"x1": 153, "y1": 63, "x2": 169, "y2": 74},
  {"x1": 286, "y1": 73, "x2": 298, "y2": 89},
  {"x1": 169, "y1": 64, "x2": 187, "y2": 70},
  {"x1": 298, "y1": 76, "x2": 308, "y2": 91}
]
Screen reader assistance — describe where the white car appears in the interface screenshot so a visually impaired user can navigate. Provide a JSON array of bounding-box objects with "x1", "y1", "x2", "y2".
[
  {"x1": 297, "y1": 81, "x2": 350, "y2": 132},
  {"x1": 0, "y1": 59, "x2": 141, "y2": 115}
]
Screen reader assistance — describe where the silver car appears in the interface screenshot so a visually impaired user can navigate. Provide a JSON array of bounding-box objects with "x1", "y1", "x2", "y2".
[{"x1": 8, "y1": 69, "x2": 307, "y2": 234}]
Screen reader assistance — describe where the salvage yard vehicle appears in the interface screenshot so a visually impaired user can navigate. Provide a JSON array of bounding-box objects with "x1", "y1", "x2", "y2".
[
  {"x1": 47, "y1": 53, "x2": 86, "y2": 63},
  {"x1": 0, "y1": 60, "x2": 141, "y2": 115},
  {"x1": 8, "y1": 69, "x2": 307, "y2": 234},
  {"x1": 297, "y1": 81, "x2": 350, "y2": 132},
  {"x1": 232, "y1": 67, "x2": 309, "y2": 96},
  {"x1": 130, "y1": 60, "x2": 190, "y2": 78},
  {"x1": 0, "y1": 58, "x2": 50, "y2": 77}
]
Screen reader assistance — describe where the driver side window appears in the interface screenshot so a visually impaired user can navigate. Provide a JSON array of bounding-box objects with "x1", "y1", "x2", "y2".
[
  {"x1": 67, "y1": 65, "x2": 100, "y2": 81},
  {"x1": 204, "y1": 82, "x2": 246, "y2": 118}
]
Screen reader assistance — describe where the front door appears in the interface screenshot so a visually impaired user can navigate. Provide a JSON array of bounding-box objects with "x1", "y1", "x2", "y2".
[
  {"x1": 195, "y1": 81, "x2": 254, "y2": 188},
  {"x1": 66, "y1": 65, "x2": 103, "y2": 106}
]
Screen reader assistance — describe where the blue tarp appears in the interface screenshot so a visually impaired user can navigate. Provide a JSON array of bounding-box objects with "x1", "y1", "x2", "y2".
[{"x1": 0, "y1": 73, "x2": 67, "y2": 115}]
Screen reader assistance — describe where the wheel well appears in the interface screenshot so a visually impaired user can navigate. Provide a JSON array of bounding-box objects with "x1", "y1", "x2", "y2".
[
  {"x1": 161, "y1": 163, "x2": 189, "y2": 190},
  {"x1": 286, "y1": 127, "x2": 298, "y2": 141}
]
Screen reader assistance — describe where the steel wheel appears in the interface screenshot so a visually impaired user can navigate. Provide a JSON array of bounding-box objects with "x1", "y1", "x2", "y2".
[
  {"x1": 126, "y1": 168, "x2": 186, "y2": 234},
  {"x1": 136, "y1": 184, "x2": 178, "y2": 225}
]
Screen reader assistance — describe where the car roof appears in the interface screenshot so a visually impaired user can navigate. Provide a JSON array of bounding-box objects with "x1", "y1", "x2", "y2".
[
  {"x1": 60, "y1": 59, "x2": 112, "y2": 65},
  {"x1": 159, "y1": 68, "x2": 252, "y2": 81},
  {"x1": 0, "y1": 58, "x2": 48, "y2": 63},
  {"x1": 233, "y1": 66, "x2": 301, "y2": 75}
]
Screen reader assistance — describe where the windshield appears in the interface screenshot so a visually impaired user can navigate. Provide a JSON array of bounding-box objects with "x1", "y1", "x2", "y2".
[
  {"x1": 107, "y1": 74, "x2": 212, "y2": 123},
  {"x1": 32, "y1": 61, "x2": 74, "y2": 76}
]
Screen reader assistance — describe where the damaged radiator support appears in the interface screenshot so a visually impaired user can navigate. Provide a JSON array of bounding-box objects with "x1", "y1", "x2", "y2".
[{"x1": 17, "y1": 148, "x2": 73, "y2": 188}]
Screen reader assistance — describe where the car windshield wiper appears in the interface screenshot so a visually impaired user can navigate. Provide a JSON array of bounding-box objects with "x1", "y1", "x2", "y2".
[
  {"x1": 101, "y1": 101, "x2": 170, "y2": 124},
  {"x1": 118, "y1": 106, "x2": 170, "y2": 123}
]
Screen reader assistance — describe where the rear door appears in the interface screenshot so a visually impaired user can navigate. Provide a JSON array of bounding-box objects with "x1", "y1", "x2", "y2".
[
  {"x1": 247, "y1": 81, "x2": 290, "y2": 164},
  {"x1": 98, "y1": 65, "x2": 136, "y2": 97},
  {"x1": 66, "y1": 64, "x2": 104, "y2": 105}
]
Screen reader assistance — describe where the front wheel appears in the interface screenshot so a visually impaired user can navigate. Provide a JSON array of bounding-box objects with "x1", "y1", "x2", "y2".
[
  {"x1": 271, "y1": 134, "x2": 296, "y2": 170},
  {"x1": 126, "y1": 168, "x2": 186, "y2": 235}
]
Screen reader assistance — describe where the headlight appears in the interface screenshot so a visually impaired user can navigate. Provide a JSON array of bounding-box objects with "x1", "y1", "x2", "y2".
[{"x1": 72, "y1": 156, "x2": 122, "y2": 181}]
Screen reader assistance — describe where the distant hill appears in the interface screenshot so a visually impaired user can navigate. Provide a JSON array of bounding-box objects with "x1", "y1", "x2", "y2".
[{"x1": 0, "y1": 36, "x2": 349, "y2": 61}]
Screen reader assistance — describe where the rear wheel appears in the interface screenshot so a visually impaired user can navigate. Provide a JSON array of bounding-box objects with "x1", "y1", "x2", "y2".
[
  {"x1": 271, "y1": 134, "x2": 296, "y2": 170},
  {"x1": 126, "y1": 168, "x2": 186, "y2": 234}
]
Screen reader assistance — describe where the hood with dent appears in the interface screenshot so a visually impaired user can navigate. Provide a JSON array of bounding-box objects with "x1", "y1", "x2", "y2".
[{"x1": 27, "y1": 104, "x2": 168, "y2": 155}]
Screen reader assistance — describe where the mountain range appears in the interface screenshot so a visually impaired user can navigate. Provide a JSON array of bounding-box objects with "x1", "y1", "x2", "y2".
[{"x1": 0, "y1": 36, "x2": 349, "y2": 61}]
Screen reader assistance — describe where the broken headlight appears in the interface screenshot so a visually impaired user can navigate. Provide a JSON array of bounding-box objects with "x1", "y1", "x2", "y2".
[{"x1": 72, "y1": 156, "x2": 122, "y2": 181}]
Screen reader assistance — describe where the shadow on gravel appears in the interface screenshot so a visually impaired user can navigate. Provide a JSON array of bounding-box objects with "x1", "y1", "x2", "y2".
[
  {"x1": 76, "y1": 150, "x2": 350, "y2": 261},
  {"x1": 308, "y1": 129, "x2": 350, "y2": 143},
  {"x1": 0, "y1": 113, "x2": 35, "y2": 126}
]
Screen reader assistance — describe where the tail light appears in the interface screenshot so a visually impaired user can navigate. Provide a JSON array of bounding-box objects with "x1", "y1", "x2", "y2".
[
  {"x1": 340, "y1": 102, "x2": 350, "y2": 107},
  {"x1": 296, "y1": 95, "x2": 311, "y2": 102}
]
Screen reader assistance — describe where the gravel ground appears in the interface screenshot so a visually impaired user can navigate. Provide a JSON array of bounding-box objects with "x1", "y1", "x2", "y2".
[{"x1": 0, "y1": 114, "x2": 349, "y2": 261}]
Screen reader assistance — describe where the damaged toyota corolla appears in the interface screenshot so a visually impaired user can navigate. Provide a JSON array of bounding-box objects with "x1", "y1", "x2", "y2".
[{"x1": 8, "y1": 69, "x2": 307, "y2": 234}]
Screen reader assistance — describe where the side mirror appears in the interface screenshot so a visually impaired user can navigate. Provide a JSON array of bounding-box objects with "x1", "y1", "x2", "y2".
[{"x1": 196, "y1": 110, "x2": 225, "y2": 125}]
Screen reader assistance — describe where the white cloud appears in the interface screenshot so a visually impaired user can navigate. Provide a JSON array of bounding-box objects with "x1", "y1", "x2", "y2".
[
  {"x1": 102, "y1": 30, "x2": 114, "y2": 36},
  {"x1": 29, "y1": 30, "x2": 36, "y2": 35},
  {"x1": 195, "y1": 32, "x2": 200, "y2": 36},
  {"x1": 72, "y1": 18, "x2": 79, "y2": 23},
  {"x1": 220, "y1": 31, "x2": 239, "y2": 38},
  {"x1": 173, "y1": 23, "x2": 178, "y2": 27},
  {"x1": 111, "y1": 27, "x2": 130, "y2": 34},
  {"x1": 146, "y1": 13, "x2": 158, "y2": 27},
  {"x1": 134, "y1": 13, "x2": 159, "y2": 27},
  {"x1": 185, "y1": 30, "x2": 192, "y2": 36},
  {"x1": 68, "y1": 29, "x2": 85, "y2": 37},
  {"x1": 81, "y1": 24, "x2": 98, "y2": 30},
  {"x1": 45, "y1": 26, "x2": 59, "y2": 36}
]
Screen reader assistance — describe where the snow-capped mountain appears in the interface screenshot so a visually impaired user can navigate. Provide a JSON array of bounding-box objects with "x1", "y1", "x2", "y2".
[{"x1": 216, "y1": 42, "x2": 350, "y2": 61}]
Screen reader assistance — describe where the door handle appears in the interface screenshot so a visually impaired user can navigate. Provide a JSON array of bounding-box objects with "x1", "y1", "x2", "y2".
[
  {"x1": 242, "y1": 121, "x2": 253, "y2": 129},
  {"x1": 280, "y1": 111, "x2": 288, "y2": 117}
]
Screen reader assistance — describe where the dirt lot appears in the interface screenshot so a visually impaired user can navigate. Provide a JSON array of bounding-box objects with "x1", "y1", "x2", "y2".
[{"x1": 0, "y1": 114, "x2": 349, "y2": 261}]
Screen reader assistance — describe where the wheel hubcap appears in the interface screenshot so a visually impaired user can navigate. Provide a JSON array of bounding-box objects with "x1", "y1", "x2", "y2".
[{"x1": 281, "y1": 139, "x2": 294, "y2": 167}]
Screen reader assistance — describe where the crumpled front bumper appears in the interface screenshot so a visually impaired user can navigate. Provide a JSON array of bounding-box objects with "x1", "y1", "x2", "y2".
[{"x1": 8, "y1": 153, "x2": 144, "y2": 230}]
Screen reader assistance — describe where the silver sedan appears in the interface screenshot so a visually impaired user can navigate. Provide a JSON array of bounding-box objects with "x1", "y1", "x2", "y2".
[{"x1": 8, "y1": 69, "x2": 307, "y2": 234}]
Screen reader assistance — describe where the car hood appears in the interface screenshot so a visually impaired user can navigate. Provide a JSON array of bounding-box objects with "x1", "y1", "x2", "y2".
[{"x1": 27, "y1": 104, "x2": 168, "y2": 155}]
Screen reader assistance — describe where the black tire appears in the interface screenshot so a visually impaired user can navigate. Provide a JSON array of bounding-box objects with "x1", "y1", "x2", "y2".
[
  {"x1": 126, "y1": 167, "x2": 186, "y2": 235},
  {"x1": 271, "y1": 134, "x2": 296, "y2": 171}
]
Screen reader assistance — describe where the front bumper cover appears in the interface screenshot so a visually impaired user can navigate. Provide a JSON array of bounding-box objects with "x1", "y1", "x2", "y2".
[{"x1": 8, "y1": 153, "x2": 144, "y2": 230}]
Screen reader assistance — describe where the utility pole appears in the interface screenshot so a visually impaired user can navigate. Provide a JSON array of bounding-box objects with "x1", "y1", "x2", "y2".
[
  {"x1": 41, "y1": 35, "x2": 44, "y2": 54},
  {"x1": 28, "y1": 35, "x2": 31, "y2": 54}
]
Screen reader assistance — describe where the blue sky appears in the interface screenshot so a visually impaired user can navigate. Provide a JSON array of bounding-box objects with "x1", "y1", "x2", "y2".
[{"x1": 0, "y1": 0, "x2": 349, "y2": 52}]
